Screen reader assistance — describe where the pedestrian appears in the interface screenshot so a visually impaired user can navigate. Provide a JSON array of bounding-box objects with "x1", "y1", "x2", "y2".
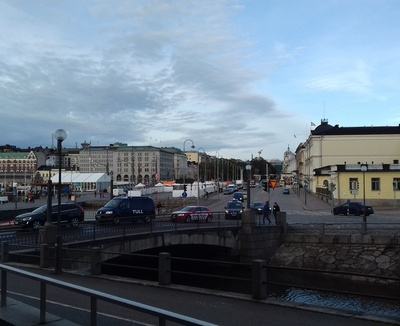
[
  {"x1": 273, "y1": 202, "x2": 280, "y2": 225},
  {"x1": 262, "y1": 201, "x2": 271, "y2": 224},
  {"x1": 156, "y1": 201, "x2": 162, "y2": 215},
  {"x1": 94, "y1": 189, "x2": 97, "y2": 197}
]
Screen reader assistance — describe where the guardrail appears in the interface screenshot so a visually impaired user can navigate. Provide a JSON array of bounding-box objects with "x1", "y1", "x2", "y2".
[{"x1": 0, "y1": 263, "x2": 217, "y2": 326}]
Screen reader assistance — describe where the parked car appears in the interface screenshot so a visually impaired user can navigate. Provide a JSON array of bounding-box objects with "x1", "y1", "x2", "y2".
[
  {"x1": 14, "y1": 203, "x2": 85, "y2": 230},
  {"x1": 333, "y1": 202, "x2": 374, "y2": 216},
  {"x1": 232, "y1": 192, "x2": 244, "y2": 202},
  {"x1": 170, "y1": 206, "x2": 213, "y2": 223},
  {"x1": 95, "y1": 196, "x2": 155, "y2": 224},
  {"x1": 283, "y1": 188, "x2": 290, "y2": 194},
  {"x1": 225, "y1": 200, "x2": 244, "y2": 220}
]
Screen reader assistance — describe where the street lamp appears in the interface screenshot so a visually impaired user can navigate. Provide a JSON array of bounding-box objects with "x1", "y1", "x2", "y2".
[
  {"x1": 360, "y1": 164, "x2": 368, "y2": 234},
  {"x1": 246, "y1": 164, "x2": 251, "y2": 209},
  {"x1": 54, "y1": 128, "x2": 66, "y2": 274},
  {"x1": 45, "y1": 158, "x2": 55, "y2": 227},
  {"x1": 183, "y1": 139, "x2": 195, "y2": 197},
  {"x1": 198, "y1": 148, "x2": 206, "y2": 205}
]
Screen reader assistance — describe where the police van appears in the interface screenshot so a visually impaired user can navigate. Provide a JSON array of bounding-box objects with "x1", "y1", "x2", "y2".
[{"x1": 95, "y1": 196, "x2": 156, "y2": 224}]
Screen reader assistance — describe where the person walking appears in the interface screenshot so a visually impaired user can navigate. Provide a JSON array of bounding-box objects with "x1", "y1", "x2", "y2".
[
  {"x1": 262, "y1": 201, "x2": 271, "y2": 224},
  {"x1": 273, "y1": 202, "x2": 280, "y2": 225}
]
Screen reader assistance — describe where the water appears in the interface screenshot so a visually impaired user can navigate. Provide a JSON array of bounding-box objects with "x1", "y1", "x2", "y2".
[{"x1": 269, "y1": 287, "x2": 400, "y2": 319}]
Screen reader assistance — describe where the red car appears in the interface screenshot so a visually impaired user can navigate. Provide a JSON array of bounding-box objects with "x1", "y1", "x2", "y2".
[{"x1": 170, "y1": 206, "x2": 213, "y2": 223}]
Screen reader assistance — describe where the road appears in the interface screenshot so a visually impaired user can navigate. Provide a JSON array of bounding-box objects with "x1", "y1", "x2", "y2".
[{"x1": 207, "y1": 186, "x2": 400, "y2": 225}]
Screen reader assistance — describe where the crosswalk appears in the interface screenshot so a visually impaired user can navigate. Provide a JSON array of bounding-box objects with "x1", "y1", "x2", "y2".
[{"x1": 286, "y1": 210, "x2": 332, "y2": 216}]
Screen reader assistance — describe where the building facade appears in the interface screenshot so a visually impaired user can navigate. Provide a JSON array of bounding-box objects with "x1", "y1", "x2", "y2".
[
  {"x1": 0, "y1": 151, "x2": 37, "y2": 190},
  {"x1": 296, "y1": 120, "x2": 400, "y2": 206}
]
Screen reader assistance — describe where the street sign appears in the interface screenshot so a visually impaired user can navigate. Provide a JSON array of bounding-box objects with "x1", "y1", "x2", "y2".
[
  {"x1": 269, "y1": 180, "x2": 278, "y2": 189},
  {"x1": 182, "y1": 192, "x2": 187, "y2": 198},
  {"x1": 350, "y1": 189, "x2": 358, "y2": 195}
]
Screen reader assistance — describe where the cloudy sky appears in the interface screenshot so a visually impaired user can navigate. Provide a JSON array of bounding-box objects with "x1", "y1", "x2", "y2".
[{"x1": 1, "y1": 1, "x2": 399, "y2": 161}]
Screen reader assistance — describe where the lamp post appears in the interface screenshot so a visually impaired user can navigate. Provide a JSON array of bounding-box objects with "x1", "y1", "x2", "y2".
[
  {"x1": 54, "y1": 129, "x2": 66, "y2": 274},
  {"x1": 198, "y1": 148, "x2": 206, "y2": 205},
  {"x1": 183, "y1": 139, "x2": 195, "y2": 197},
  {"x1": 246, "y1": 164, "x2": 251, "y2": 209},
  {"x1": 45, "y1": 158, "x2": 54, "y2": 227},
  {"x1": 361, "y1": 164, "x2": 368, "y2": 234}
]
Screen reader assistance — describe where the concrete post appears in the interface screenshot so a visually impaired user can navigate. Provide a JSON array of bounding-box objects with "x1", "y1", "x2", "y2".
[
  {"x1": 91, "y1": 247, "x2": 102, "y2": 275},
  {"x1": 252, "y1": 259, "x2": 267, "y2": 300},
  {"x1": 40, "y1": 244, "x2": 49, "y2": 268},
  {"x1": 1, "y1": 242, "x2": 9, "y2": 263},
  {"x1": 159, "y1": 252, "x2": 171, "y2": 285},
  {"x1": 276, "y1": 211, "x2": 287, "y2": 234}
]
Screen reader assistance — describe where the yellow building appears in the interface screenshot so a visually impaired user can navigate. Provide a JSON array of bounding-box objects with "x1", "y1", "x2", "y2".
[{"x1": 297, "y1": 120, "x2": 400, "y2": 207}]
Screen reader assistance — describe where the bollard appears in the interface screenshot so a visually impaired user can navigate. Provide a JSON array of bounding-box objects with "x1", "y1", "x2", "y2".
[
  {"x1": 320, "y1": 223, "x2": 325, "y2": 235},
  {"x1": 40, "y1": 244, "x2": 49, "y2": 268},
  {"x1": 1, "y1": 242, "x2": 9, "y2": 263},
  {"x1": 252, "y1": 259, "x2": 267, "y2": 300},
  {"x1": 91, "y1": 247, "x2": 102, "y2": 275},
  {"x1": 158, "y1": 252, "x2": 171, "y2": 285}
]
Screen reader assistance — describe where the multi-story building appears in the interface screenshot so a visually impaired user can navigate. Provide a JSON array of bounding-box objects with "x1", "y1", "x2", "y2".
[
  {"x1": 0, "y1": 151, "x2": 38, "y2": 190},
  {"x1": 295, "y1": 120, "x2": 400, "y2": 206},
  {"x1": 78, "y1": 143, "x2": 186, "y2": 186}
]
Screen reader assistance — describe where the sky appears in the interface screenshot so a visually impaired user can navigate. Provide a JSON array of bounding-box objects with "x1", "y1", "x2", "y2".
[{"x1": 1, "y1": 1, "x2": 399, "y2": 161}]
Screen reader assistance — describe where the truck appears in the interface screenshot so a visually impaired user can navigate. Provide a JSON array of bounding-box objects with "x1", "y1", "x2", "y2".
[{"x1": 235, "y1": 180, "x2": 243, "y2": 189}]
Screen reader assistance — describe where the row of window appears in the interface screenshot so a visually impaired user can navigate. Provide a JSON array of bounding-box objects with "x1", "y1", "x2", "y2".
[{"x1": 349, "y1": 178, "x2": 400, "y2": 191}]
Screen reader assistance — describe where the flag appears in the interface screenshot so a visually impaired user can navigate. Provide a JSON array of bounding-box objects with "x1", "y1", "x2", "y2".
[{"x1": 311, "y1": 122, "x2": 316, "y2": 126}]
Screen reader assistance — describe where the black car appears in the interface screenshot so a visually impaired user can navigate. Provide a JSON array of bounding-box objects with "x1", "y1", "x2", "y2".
[
  {"x1": 14, "y1": 203, "x2": 85, "y2": 230},
  {"x1": 333, "y1": 202, "x2": 374, "y2": 216},
  {"x1": 96, "y1": 196, "x2": 156, "y2": 224},
  {"x1": 232, "y1": 192, "x2": 244, "y2": 202},
  {"x1": 250, "y1": 201, "x2": 264, "y2": 215},
  {"x1": 224, "y1": 200, "x2": 244, "y2": 220},
  {"x1": 283, "y1": 188, "x2": 290, "y2": 194}
]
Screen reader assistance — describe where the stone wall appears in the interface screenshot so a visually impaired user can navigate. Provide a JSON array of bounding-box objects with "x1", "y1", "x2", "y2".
[
  {"x1": 268, "y1": 234, "x2": 400, "y2": 298},
  {"x1": 270, "y1": 242, "x2": 400, "y2": 278}
]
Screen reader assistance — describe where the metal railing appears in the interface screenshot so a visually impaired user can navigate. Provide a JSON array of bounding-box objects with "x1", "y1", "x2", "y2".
[{"x1": 0, "y1": 263, "x2": 217, "y2": 326}]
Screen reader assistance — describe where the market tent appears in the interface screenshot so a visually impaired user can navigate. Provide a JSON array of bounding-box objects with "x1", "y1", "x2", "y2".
[
  {"x1": 135, "y1": 183, "x2": 145, "y2": 188},
  {"x1": 51, "y1": 173, "x2": 111, "y2": 192}
]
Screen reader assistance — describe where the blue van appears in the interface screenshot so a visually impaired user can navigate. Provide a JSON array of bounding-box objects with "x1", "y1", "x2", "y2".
[{"x1": 95, "y1": 196, "x2": 156, "y2": 224}]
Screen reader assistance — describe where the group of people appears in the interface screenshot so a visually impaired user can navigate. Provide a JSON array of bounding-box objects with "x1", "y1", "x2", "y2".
[{"x1": 262, "y1": 201, "x2": 280, "y2": 225}]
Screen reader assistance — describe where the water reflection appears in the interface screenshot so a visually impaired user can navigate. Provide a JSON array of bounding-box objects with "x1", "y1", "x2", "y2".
[{"x1": 269, "y1": 287, "x2": 400, "y2": 318}]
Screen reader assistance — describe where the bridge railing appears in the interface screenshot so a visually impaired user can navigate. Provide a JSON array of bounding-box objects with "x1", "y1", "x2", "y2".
[
  {"x1": 0, "y1": 263, "x2": 217, "y2": 326},
  {"x1": 1, "y1": 211, "x2": 241, "y2": 250}
]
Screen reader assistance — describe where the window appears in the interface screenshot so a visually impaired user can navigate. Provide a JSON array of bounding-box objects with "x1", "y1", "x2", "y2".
[
  {"x1": 394, "y1": 178, "x2": 400, "y2": 191},
  {"x1": 371, "y1": 178, "x2": 380, "y2": 191},
  {"x1": 349, "y1": 178, "x2": 358, "y2": 190}
]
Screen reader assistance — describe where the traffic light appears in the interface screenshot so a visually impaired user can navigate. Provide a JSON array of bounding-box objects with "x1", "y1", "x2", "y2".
[
  {"x1": 357, "y1": 182, "x2": 359, "y2": 189},
  {"x1": 263, "y1": 182, "x2": 269, "y2": 192},
  {"x1": 183, "y1": 184, "x2": 187, "y2": 192}
]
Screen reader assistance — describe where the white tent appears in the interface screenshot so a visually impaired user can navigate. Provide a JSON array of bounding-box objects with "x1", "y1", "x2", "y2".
[
  {"x1": 135, "y1": 182, "x2": 145, "y2": 188},
  {"x1": 51, "y1": 173, "x2": 111, "y2": 192}
]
